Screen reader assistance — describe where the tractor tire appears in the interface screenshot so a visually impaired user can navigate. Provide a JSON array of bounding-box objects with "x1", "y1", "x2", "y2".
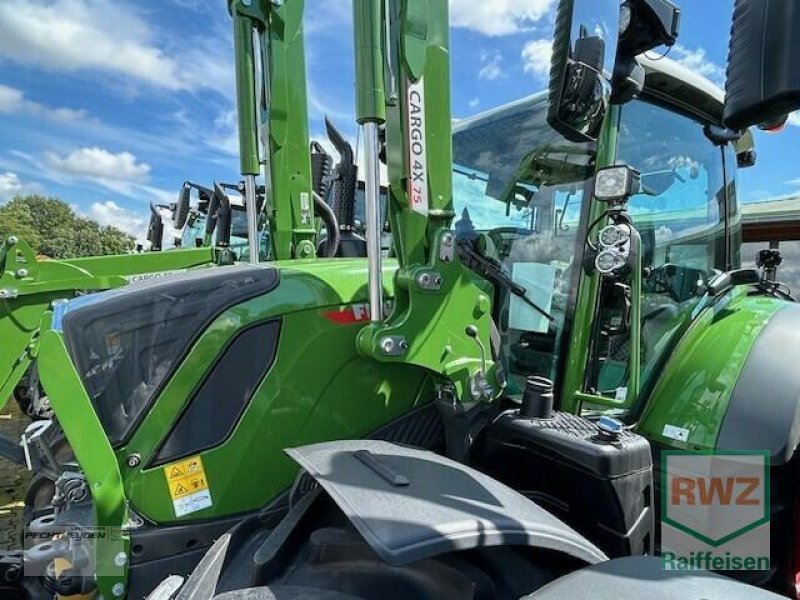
[
  {"x1": 22, "y1": 432, "x2": 74, "y2": 529},
  {"x1": 13, "y1": 365, "x2": 53, "y2": 421}
]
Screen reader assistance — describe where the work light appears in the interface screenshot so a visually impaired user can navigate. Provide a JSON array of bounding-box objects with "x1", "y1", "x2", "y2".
[
  {"x1": 598, "y1": 224, "x2": 628, "y2": 248},
  {"x1": 593, "y1": 166, "x2": 640, "y2": 202}
]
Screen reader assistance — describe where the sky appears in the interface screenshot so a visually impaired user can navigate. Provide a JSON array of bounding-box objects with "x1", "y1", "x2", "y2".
[{"x1": 0, "y1": 0, "x2": 797, "y2": 242}]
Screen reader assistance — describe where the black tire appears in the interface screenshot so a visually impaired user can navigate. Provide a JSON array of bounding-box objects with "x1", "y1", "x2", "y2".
[{"x1": 22, "y1": 431, "x2": 74, "y2": 529}]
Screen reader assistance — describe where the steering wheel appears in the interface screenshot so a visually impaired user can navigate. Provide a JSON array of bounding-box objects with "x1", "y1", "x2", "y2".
[{"x1": 646, "y1": 264, "x2": 683, "y2": 303}]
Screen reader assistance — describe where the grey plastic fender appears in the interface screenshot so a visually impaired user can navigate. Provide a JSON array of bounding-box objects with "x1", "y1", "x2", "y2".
[
  {"x1": 717, "y1": 303, "x2": 800, "y2": 465},
  {"x1": 285, "y1": 439, "x2": 608, "y2": 567},
  {"x1": 526, "y1": 556, "x2": 784, "y2": 599}
]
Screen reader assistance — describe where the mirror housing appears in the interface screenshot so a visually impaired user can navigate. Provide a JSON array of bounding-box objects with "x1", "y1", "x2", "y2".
[
  {"x1": 617, "y1": 0, "x2": 680, "y2": 58},
  {"x1": 146, "y1": 203, "x2": 165, "y2": 252},
  {"x1": 547, "y1": 0, "x2": 621, "y2": 142},
  {"x1": 724, "y1": 0, "x2": 800, "y2": 130},
  {"x1": 211, "y1": 183, "x2": 232, "y2": 248},
  {"x1": 174, "y1": 183, "x2": 191, "y2": 229},
  {"x1": 204, "y1": 192, "x2": 221, "y2": 237}
]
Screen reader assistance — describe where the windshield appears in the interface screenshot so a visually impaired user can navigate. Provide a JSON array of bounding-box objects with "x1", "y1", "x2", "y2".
[{"x1": 452, "y1": 92, "x2": 597, "y2": 390}]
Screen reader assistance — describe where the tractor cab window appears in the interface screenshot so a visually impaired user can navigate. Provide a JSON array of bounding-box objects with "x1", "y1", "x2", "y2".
[
  {"x1": 181, "y1": 214, "x2": 206, "y2": 248},
  {"x1": 601, "y1": 100, "x2": 731, "y2": 395},
  {"x1": 180, "y1": 206, "x2": 269, "y2": 259},
  {"x1": 452, "y1": 93, "x2": 596, "y2": 391}
]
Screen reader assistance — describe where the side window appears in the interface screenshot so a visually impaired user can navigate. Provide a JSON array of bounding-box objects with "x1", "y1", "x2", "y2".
[
  {"x1": 152, "y1": 320, "x2": 280, "y2": 465},
  {"x1": 619, "y1": 101, "x2": 727, "y2": 281},
  {"x1": 451, "y1": 93, "x2": 596, "y2": 390},
  {"x1": 614, "y1": 100, "x2": 728, "y2": 390},
  {"x1": 181, "y1": 215, "x2": 205, "y2": 249}
]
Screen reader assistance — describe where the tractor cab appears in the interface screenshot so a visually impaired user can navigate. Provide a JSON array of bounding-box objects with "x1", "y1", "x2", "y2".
[{"x1": 452, "y1": 56, "x2": 749, "y2": 413}]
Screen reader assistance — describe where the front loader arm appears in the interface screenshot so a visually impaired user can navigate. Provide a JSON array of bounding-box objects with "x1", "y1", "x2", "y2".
[
  {"x1": 354, "y1": 0, "x2": 501, "y2": 407},
  {"x1": 229, "y1": 0, "x2": 316, "y2": 261},
  {"x1": 224, "y1": 0, "x2": 499, "y2": 403}
]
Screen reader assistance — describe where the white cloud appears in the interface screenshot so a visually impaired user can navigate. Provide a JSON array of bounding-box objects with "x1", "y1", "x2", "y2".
[
  {"x1": 469, "y1": 98, "x2": 480, "y2": 109},
  {"x1": 0, "y1": 85, "x2": 24, "y2": 113},
  {"x1": 521, "y1": 39, "x2": 553, "y2": 78},
  {"x1": 87, "y1": 200, "x2": 147, "y2": 237},
  {"x1": 0, "y1": 172, "x2": 23, "y2": 202},
  {"x1": 0, "y1": 84, "x2": 88, "y2": 122},
  {"x1": 478, "y1": 51, "x2": 505, "y2": 81},
  {"x1": 0, "y1": 0, "x2": 232, "y2": 94},
  {"x1": 209, "y1": 109, "x2": 240, "y2": 156},
  {"x1": 671, "y1": 45, "x2": 725, "y2": 86},
  {"x1": 46, "y1": 148, "x2": 150, "y2": 182},
  {"x1": 0, "y1": 171, "x2": 42, "y2": 203},
  {"x1": 787, "y1": 112, "x2": 800, "y2": 128},
  {"x1": 450, "y1": 0, "x2": 555, "y2": 36}
]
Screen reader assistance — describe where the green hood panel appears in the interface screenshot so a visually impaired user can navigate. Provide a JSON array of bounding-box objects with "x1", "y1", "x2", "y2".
[{"x1": 43, "y1": 259, "x2": 431, "y2": 525}]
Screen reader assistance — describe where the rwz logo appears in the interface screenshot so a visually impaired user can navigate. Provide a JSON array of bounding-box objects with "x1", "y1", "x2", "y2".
[
  {"x1": 671, "y1": 475, "x2": 760, "y2": 507},
  {"x1": 661, "y1": 451, "x2": 770, "y2": 571}
]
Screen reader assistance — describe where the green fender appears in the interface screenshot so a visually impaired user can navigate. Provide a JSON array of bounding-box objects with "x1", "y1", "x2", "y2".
[{"x1": 636, "y1": 289, "x2": 790, "y2": 452}]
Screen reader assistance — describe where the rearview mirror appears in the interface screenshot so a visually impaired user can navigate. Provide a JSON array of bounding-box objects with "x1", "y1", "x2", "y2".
[
  {"x1": 548, "y1": 0, "x2": 621, "y2": 143},
  {"x1": 147, "y1": 203, "x2": 164, "y2": 252},
  {"x1": 205, "y1": 192, "x2": 221, "y2": 237},
  {"x1": 724, "y1": 0, "x2": 800, "y2": 130},
  {"x1": 174, "y1": 183, "x2": 191, "y2": 229}
]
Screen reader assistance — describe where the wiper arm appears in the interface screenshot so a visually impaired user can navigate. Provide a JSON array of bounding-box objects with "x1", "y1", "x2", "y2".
[{"x1": 458, "y1": 242, "x2": 555, "y2": 323}]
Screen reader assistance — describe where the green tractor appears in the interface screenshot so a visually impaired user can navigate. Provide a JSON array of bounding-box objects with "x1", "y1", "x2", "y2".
[{"x1": 3, "y1": 0, "x2": 800, "y2": 599}]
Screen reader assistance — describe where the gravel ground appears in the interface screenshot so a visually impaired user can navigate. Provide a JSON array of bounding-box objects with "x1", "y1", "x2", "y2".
[{"x1": 0, "y1": 401, "x2": 29, "y2": 550}]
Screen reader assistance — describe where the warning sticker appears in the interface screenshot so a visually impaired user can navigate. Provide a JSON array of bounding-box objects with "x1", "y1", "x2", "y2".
[{"x1": 163, "y1": 455, "x2": 212, "y2": 517}]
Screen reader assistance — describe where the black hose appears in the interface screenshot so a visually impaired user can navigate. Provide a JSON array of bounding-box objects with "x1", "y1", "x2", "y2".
[{"x1": 314, "y1": 191, "x2": 340, "y2": 257}]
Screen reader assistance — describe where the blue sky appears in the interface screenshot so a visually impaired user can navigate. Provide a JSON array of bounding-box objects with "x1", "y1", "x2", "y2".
[{"x1": 0, "y1": 0, "x2": 797, "y2": 241}]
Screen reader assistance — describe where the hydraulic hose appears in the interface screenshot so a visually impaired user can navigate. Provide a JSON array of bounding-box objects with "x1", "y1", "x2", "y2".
[{"x1": 313, "y1": 190, "x2": 340, "y2": 258}]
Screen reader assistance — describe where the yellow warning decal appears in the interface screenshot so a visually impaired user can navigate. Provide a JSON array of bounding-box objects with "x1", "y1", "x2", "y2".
[{"x1": 163, "y1": 455, "x2": 210, "y2": 502}]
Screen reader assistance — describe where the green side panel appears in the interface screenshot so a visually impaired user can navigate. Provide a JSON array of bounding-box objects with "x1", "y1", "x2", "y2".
[
  {"x1": 0, "y1": 239, "x2": 215, "y2": 408},
  {"x1": 636, "y1": 290, "x2": 787, "y2": 451},
  {"x1": 107, "y1": 260, "x2": 432, "y2": 524}
]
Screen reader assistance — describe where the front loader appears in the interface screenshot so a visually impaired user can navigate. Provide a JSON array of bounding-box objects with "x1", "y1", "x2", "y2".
[{"x1": 3, "y1": 0, "x2": 800, "y2": 599}]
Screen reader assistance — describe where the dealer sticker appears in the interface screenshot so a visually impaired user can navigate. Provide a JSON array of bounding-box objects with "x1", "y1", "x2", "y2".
[
  {"x1": 163, "y1": 455, "x2": 213, "y2": 517},
  {"x1": 663, "y1": 424, "x2": 690, "y2": 443}
]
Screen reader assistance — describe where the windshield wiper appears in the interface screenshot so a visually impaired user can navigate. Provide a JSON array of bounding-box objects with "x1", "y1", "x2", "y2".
[{"x1": 458, "y1": 241, "x2": 555, "y2": 323}]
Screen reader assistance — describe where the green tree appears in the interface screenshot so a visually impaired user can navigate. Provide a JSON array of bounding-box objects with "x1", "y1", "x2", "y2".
[
  {"x1": 0, "y1": 201, "x2": 41, "y2": 251},
  {"x1": 0, "y1": 195, "x2": 135, "y2": 258}
]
